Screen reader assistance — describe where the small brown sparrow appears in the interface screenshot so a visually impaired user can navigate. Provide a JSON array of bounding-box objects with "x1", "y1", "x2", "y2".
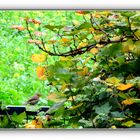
[{"x1": 24, "y1": 93, "x2": 41, "y2": 105}]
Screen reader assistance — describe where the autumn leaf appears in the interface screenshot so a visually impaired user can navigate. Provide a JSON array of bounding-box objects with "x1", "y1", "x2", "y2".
[
  {"x1": 31, "y1": 53, "x2": 46, "y2": 63},
  {"x1": 122, "y1": 39, "x2": 135, "y2": 52},
  {"x1": 27, "y1": 18, "x2": 41, "y2": 24},
  {"x1": 77, "y1": 67, "x2": 89, "y2": 76},
  {"x1": 60, "y1": 83, "x2": 68, "y2": 91},
  {"x1": 94, "y1": 35, "x2": 103, "y2": 42},
  {"x1": 78, "y1": 42, "x2": 88, "y2": 49},
  {"x1": 117, "y1": 83, "x2": 133, "y2": 91},
  {"x1": 60, "y1": 37, "x2": 70, "y2": 43},
  {"x1": 36, "y1": 66, "x2": 46, "y2": 79},
  {"x1": 48, "y1": 38, "x2": 57, "y2": 44},
  {"x1": 75, "y1": 11, "x2": 90, "y2": 15},
  {"x1": 32, "y1": 19, "x2": 41, "y2": 24},
  {"x1": 25, "y1": 119, "x2": 43, "y2": 128},
  {"x1": 90, "y1": 48, "x2": 99, "y2": 55},
  {"x1": 11, "y1": 25, "x2": 25, "y2": 31},
  {"x1": 122, "y1": 98, "x2": 134, "y2": 105}
]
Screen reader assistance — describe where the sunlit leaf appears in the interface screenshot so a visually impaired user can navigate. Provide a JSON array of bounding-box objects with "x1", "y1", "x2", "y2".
[
  {"x1": 105, "y1": 77, "x2": 121, "y2": 86},
  {"x1": 135, "y1": 30, "x2": 140, "y2": 39},
  {"x1": 122, "y1": 39, "x2": 135, "y2": 52},
  {"x1": 31, "y1": 53, "x2": 46, "y2": 63},
  {"x1": 117, "y1": 83, "x2": 133, "y2": 91},
  {"x1": 68, "y1": 103, "x2": 83, "y2": 110},
  {"x1": 122, "y1": 98, "x2": 134, "y2": 105},
  {"x1": 36, "y1": 66, "x2": 46, "y2": 79},
  {"x1": 122, "y1": 120, "x2": 135, "y2": 127},
  {"x1": 90, "y1": 48, "x2": 99, "y2": 55},
  {"x1": 78, "y1": 42, "x2": 88, "y2": 49},
  {"x1": 133, "y1": 41, "x2": 140, "y2": 56},
  {"x1": 77, "y1": 67, "x2": 89, "y2": 76},
  {"x1": 60, "y1": 37, "x2": 70, "y2": 43}
]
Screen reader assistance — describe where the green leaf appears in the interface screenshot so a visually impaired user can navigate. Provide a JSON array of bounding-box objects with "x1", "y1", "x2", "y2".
[
  {"x1": 0, "y1": 115, "x2": 9, "y2": 128},
  {"x1": 47, "y1": 100, "x2": 66, "y2": 114},
  {"x1": 44, "y1": 25, "x2": 64, "y2": 31},
  {"x1": 105, "y1": 77, "x2": 121, "y2": 86},
  {"x1": 77, "y1": 22, "x2": 92, "y2": 30},
  {"x1": 121, "y1": 11, "x2": 136, "y2": 17},
  {"x1": 95, "y1": 102, "x2": 112, "y2": 115},
  {"x1": 122, "y1": 120, "x2": 135, "y2": 127},
  {"x1": 11, "y1": 112, "x2": 26, "y2": 124}
]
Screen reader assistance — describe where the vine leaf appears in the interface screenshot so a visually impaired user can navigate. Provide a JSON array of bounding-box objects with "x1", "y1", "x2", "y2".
[
  {"x1": 31, "y1": 53, "x2": 46, "y2": 63},
  {"x1": 117, "y1": 83, "x2": 133, "y2": 91}
]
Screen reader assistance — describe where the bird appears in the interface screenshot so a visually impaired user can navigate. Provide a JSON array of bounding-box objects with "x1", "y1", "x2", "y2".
[{"x1": 24, "y1": 93, "x2": 41, "y2": 105}]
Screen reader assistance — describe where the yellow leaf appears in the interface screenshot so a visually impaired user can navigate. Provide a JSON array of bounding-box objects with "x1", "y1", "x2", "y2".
[
  {"x1": 89, "y1": 28, "x2": 95, "y2": 32},
  {"x1": 36, "y1": 66, "x2": 46, "y2": 79},
  {"x1": 117, "y1": 83, "x2": 133, "y2": 91},
  {"x1": 133, "y1": 41, "x2": 140, "y2": 56},
  {"x1": 61, "y1": 83, "x2": 68, "y2": 91},
  {"x1": 60, "y1": 37, "x2": 70, "y2": 43},
  {"x1": 111, "y1": 125, "x2": 117, "y2": 129},
  {"x1": 122, "y1": 98, "x2": 134, "y2": 105},
  {"x1": 135, "y1": 29, "x2": 140, "y2": 39},
  {"x1": 68, "y1": 103, "x2": 83, "y2": 110},
  {"x1": 96, "y1": 44, "x2": 104, "y2": 48},
  {"x1": 94, "y1": 35, "x2": 103, "y2": 42},
  {"x1": 25, "y1": 119, "x2": 43, "y2": 128},
  {"x1": 60, "y1": 57, "x2": 70, "y2": 61},
  {"x1": 122, "y1": 120, "x2": 135, "y2": 127},
  {"x1": 68, "y1": 96, "x2": 76, "y2": 101},
  {"x1": 114, "y1": 118, "x2": 125, "y2": 121},
  {"x1": 78, "y1": 42, "x2": 88, "y2": 49},
  {"x1": 122, "y1": 39, "x2": 135, "y2": 52},
  {"x1": 111, "y1": 36, "x2": 121, "y2": 41},
  {"x1": 105, "y1": 77, "x2": 121, "y2": 86},
  {"x1": 25, "y1": 123, "x2": 35, "y2": 128},
  {"x1": 31, "y1": 53, "x2": 46, "y2": 63},
  {"x1": 90, "y1": 48, "x2": 99, "y2": 55},
  {"x1": 77, "y1": 67, "x2": 89, "y2": 76}
]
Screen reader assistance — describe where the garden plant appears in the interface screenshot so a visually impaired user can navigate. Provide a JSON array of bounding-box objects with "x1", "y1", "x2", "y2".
[{"x1": 0, "y1": 10, "x2": 140, "y2": 128}]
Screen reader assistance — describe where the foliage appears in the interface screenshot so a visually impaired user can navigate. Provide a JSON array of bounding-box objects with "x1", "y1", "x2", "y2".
[{"x1": 1, "y1": 10, "x2": 140, "y2": 128}]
